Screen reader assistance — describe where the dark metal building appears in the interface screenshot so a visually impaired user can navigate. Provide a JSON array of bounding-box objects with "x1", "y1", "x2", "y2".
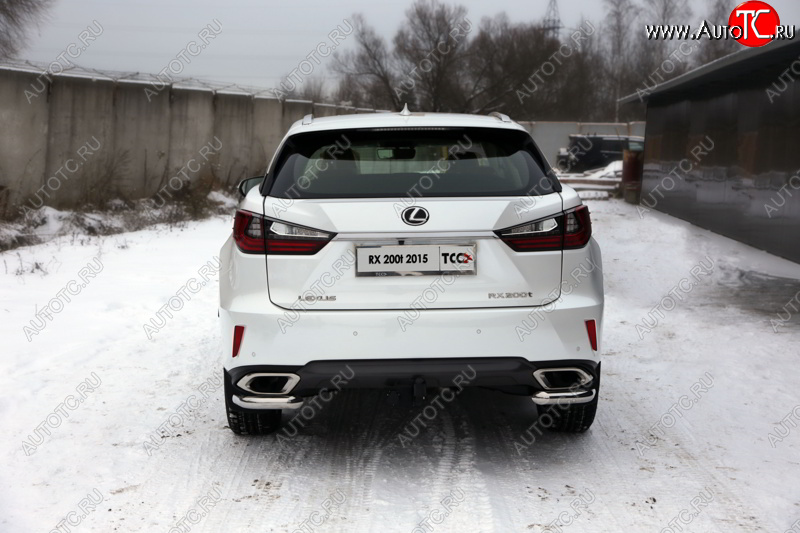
[{"x1": 620, "y1": 40, "x2": 800, "y2": 264}]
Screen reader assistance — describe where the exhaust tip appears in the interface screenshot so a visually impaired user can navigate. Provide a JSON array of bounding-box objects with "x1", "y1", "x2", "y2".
[
  {"x1": 237, "y1": 373, "x2": 300, "y2": 395},
  {"x1": 533, "y1": 368, "x2": 593, "y2": 390}
]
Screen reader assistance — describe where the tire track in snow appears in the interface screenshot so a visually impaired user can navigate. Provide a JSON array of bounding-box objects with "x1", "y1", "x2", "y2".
[
  {"x1": 442, "y1": 398, "x2": 497, "y2": 533},
  {"x1": 602, "y1": 370, "x2": 770, "y2": 532}
]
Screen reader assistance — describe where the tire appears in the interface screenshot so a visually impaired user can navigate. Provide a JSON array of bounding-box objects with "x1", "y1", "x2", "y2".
[
  {"x1": 540, "y1": 394, "x2": 598, "y2": 433},
  {"x1": 224, "y1": 372, "x2": 282, "y2": 435}
]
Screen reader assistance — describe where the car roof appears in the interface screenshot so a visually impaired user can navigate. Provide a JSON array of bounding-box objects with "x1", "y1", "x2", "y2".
[{"x1": 286, "y1": 110, "x2": 529, "y2": 135}]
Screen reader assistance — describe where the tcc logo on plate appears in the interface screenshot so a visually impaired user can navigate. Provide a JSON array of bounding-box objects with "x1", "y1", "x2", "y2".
[{"x1": 401, "y1": 206, "x2": 429, "y2": 226}]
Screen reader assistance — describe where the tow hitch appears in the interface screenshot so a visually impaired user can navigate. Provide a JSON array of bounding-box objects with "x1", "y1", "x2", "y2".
[{"x1": 386, "y1": 377, "x2": 428, "y2": 407}]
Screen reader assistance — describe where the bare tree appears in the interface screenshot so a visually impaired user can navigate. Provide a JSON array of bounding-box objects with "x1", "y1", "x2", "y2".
[
  {"x1": 642, "y1": 0, "x2": 693, "y2": 65},
  {"x1": 0, "y1": 0, "x2": 54, "y2": 59},
  {"x1": 333, "y1": 0, "x2": 645, "y2": 121},
  {"x1": 281, "y1": 76, "x2": 328, "y2": 102},
  {"x1": 463, "y1": 15, "x2": 557, "y2": 115},
  {"x1": 555, "y1": 21, "x2": 608, "y2": 121},
  {"x1": 333, "y1": 14, "x2": 401, "y2": 110},
  {"x1": 695, "y1": 0, "x2": 739, "y2": 65},
  {"x1": 643, "y1": 0, "x2": 692, "y2": 25},
  {"x1": 603, "y1": 0, "x2": 635, "y2": 120},
  {"x1": 392, "y1": 0, "x2": 471, "y2": 111}
]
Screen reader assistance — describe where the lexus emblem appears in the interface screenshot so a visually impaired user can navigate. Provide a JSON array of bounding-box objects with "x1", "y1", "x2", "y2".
[{"x1": 401, "y1": 206, "x2": 429, "y2": 226}]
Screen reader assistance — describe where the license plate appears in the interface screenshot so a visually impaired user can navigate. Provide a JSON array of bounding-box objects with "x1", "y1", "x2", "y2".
[{"x1": 356, "y1": 245, "x2": 476, "y2": 276}]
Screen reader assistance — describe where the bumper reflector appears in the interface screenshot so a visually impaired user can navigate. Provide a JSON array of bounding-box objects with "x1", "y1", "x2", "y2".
[
  {"x1": 585, "y1": 319, "x2": 597, "y2": 352},
  {"x1": 232, "y1": 325, "x2": 245, "y2": 358}
]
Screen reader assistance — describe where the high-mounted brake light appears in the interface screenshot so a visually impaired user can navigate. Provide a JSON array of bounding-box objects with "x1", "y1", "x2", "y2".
[
  {"x1": 495, "y1": 205, "x2": 592, "y2": 252},
  {"x1": 233, "y1": 210, "x2": 334, "y2": 255}
]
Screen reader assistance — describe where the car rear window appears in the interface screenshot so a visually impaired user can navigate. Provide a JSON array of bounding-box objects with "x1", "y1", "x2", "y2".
[{"x1": 267, "y1": 127, "x2": 556, "y2": 199}]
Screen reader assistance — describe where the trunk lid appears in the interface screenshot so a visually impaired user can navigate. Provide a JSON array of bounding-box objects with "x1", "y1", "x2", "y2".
[{"x1": 263, "y1": 195, "x2": 564, "y2": 311}]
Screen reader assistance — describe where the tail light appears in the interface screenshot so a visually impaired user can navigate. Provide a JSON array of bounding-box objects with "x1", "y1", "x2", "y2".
[
  {"x1": 233, "y1": 210, "x2": 334, "y2": 255},
  {"x1": 563, "y1": 205, "x2": 592, "y2": 249},
  {"x1": 495, "y1": 205, "x2": 592, "y2": 252}
]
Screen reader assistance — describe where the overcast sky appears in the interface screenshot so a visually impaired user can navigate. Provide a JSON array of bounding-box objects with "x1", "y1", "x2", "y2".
[{"x1": 17, "y1": 0, "x2": 800, "y2": 91}]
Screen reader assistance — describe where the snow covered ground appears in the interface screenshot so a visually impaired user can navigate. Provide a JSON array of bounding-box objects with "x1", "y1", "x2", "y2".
[{"x1": 1, "y1": 199, "x2": 799, "y2": 532}]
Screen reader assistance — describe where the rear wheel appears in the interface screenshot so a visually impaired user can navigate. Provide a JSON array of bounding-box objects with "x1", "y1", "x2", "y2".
[
  {"x1": 540, "y1": 394, "x2": 598, "y2": 433},
  {"x1": 224, "y1": 372, "x2": 282, "y2": 435}
]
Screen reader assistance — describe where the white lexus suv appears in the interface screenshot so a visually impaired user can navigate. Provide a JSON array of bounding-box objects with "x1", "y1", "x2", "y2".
[{"x1": 219, "y1": 110, "x2": 603, "y2": 435}]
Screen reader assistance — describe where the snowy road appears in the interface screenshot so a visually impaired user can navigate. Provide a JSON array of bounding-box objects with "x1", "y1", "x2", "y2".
[{"x1": 2, "y1": 199, "x2": 799, "y2": 533}]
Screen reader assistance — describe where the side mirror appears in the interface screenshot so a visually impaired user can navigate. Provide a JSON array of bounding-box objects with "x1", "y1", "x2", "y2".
[{"x1": 237, "y1": 176, "x2": 265, "y2": 198}]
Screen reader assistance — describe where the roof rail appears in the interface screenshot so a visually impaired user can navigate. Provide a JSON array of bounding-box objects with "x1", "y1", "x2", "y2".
[
  {"x1": 302, "y1": 113, "x2": 313, "y2": 125},
  {"x1": 489, "y1": 111, "x2": 512, "y2": 123}
]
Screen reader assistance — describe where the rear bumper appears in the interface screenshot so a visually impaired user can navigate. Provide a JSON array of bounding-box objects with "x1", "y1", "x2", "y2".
[
  {"x1": 220, "y1": 294, "x2": 603, "y2": 367},
  {"x1": 225, "y1": 358, "x2": 600, "y2": 410}
]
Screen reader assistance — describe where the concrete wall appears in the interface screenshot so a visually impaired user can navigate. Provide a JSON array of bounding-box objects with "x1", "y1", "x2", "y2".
[
  {"x1": 167, "y1": 88, "x2": 216, "y2": 191},
  {"x1": 0, "y1": 66, "x2": 646, "y2": 216},
  {"x1": 0, "y1": 70, "x2": 49, "y2": 216},
  {"x1": 113, "y1": 81, "x2": 171, "y2": 198},
  {"x1": 0, "y1": 68, "x2": 331, "y2": 215}
]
